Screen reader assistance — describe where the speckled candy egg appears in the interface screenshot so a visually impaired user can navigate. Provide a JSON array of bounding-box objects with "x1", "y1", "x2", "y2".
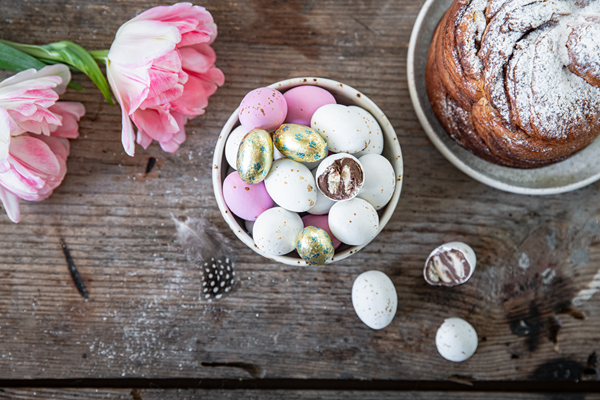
[
  {"x1": 264, "y1": 158, "x2": 317, "y2": 212},
  {"x1": 352, "y1": 270, "x2": 397, "y2": 330},
  {"x1": 328, "y1": 198, "x2": 379, "y2": 246},
  {"x1": 273, "y1": 123, "x2": 328, "y2": 163},
  {"x1": 283, "y1": 85, "x2": 336, "y2": 126},
  {"x1": 239, "y1": 88, "x2": 287, "y2": 132},
  {"x1": 296, "y1": 226, "x2": 334, "y2": 265},
  {"x1": 236, "y1": 129, "x2": 273, "y2": 184},
  {"x1": 302, "y1": 214, "x2": 341, "y2": 249},
  {"x1": 311, "y1": 104, "x2": 371, "y2": 154},
  {"x1": 225, "y1": 125, "x2": 249, "y2": 169},
  {"x1": 357, "y1": 154, "x2": 396, "y2": 210},
  {"x1": 349, "y1": 106, "x2": 384, "y2": 158},
  {"x1": 253, "y1": 207, "x2": 303, "y2": 255},
  {"x1": 223, "y1": 172, "x2": 274, "y2": 221},
  {"x1": 436, "y1": 318, "x2": 478, "y2": 362}
]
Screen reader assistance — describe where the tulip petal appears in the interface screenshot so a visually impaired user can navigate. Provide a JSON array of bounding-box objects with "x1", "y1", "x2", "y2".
[
  {"x1": 0, "y1": 108, "x2": 11, "y2": 164},
  {"x1": 171, "y1": 68, "x2": 223, "y2": 116},
  {"x1": 179, "y1": 44, "x2": 216, "y2": 75},
  {"x1": 9, "y1": 135, "x2": 61, "y2": 177},
  {"x1": 0, "y1": 186, "x2": 20, "y2": 223},
  {"x1": 131, "y1": 104, "x2": 179, "y2": 142},
  {"x1": 159, "y1": 111, "x2": 187, "y2": 153},
  {"x1": 49, "y1": 102, "x2": 85, "y2": 139},
  {"x1": 136, "y1": 129, "x2": 153, "y2": 150},
  {"x1": 109, "y1": 20, "x2": 181, "y2": 68}
]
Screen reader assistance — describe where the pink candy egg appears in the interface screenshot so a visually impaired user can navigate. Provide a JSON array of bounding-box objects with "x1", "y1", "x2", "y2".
[
  {"x1": 284, "y1": 86, "x2": 336, "y2": 126},
  {"x1": 223, "y1": 172, "x2": 274, "y2": 221},
  {"x1": 239, "y1": 88, "x2": 287, "y2": 132},
  {"x1": 302, "y1": 214, "x2": 342, "y2": 249}
]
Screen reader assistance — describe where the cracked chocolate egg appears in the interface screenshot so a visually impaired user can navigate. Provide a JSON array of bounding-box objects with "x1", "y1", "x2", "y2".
[
  {"x1": 295, "y1": 226, "x2": 334, "y2": 265},
  {"x1": 315, "y1": 153, "x2": 364, "y2": 201},
  {"x1": 352, "y1": 270, "x2": 397, "y2": 330},
  {"x1": 424, "y1": 242, "x2": 476, "y2": 287},
  {"x1": 273, "y1": 123, "x2": 328, "y2": 164},
  {"x1": 436, "y1": 318, "x2": 478, "y2": 362},
  {"x1": 236, "y1": 129, "x2": 273, "y2": 185}
]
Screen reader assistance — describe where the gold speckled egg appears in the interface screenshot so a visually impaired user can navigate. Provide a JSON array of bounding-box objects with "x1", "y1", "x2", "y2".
[
  {"x1": 236, "y1": 129, "x2": 273, "y2": 184},
  {"x1": 296, "y1": 226, "x2": 334, "y2": 265},
  {"x1": 273, "y1": 123, "x2": 328, "y2": 163}
]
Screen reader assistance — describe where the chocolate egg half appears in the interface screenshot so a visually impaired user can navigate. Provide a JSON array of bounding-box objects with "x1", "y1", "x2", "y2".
[
  {"x1": 273, "y1": 123, "x2": 328, "y2": 164},
  {"x1": 236, "y1": 129, "x2": 273, "y2": 184},
  {"x1": 296, "y1": 226, "x2": 334, "y2": 265}
]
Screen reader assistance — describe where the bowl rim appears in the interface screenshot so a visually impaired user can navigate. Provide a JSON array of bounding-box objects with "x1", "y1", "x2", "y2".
[
  {"x1": 407, "y1": 0, "x2": 600, "y2": 195},
  {"x1": 212, "y1": 77, "x2": 403, "y2": 266}
]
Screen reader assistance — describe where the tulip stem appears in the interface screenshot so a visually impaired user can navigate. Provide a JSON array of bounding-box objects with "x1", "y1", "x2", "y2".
[
  {"x1": 89, "y1": 50, "x2": 109, "y2": 64},
  {"x1": 0, "y1": 39, "x2": 114, "y2": 106}
]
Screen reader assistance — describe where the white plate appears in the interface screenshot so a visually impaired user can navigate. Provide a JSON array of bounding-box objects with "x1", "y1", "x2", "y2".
[{"x1": 407, "y1": 0, "x2": 600, "y2": 195}]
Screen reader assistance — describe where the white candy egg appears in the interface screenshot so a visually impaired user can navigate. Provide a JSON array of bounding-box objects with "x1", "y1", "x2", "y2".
[
  {"x1": 311, "y1": 104, "x2": 371, "y2": 154},
  {"x1": 225, "y1": 125, "x2": 249, "y2": 169},
  {"x1": 352, "y1": 270, "x2": 397, "y2": 330},
  {"x1": 307, "y1": 168, "x2": 335, "y2": 215},
  {"x1": 329, "y1": 198, "x2": 379, "y2": 246},
  {"x1": 436, "y1": 318, "x2": 478, "y2": 362},
  {"x1": 349, "y1": 106, "x2": 384, "y2": 158},
  {"x1": 357, "y1": 154, "x2": 396, "y2": 209},
  {"x1": 253, "y1": 207, "x2": 303, "y2": 255},
  {"x1": 264, "y1": 158, "x2": 317, "y2": 212}
]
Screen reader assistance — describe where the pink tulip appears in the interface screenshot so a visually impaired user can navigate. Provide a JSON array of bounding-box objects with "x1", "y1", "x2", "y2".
[
  {"x1": 106, "y1": 2, "x2": 224, "y2": 156},
  {"x1": 0, "y1": 65, "x2": 85, "y2": 223}
]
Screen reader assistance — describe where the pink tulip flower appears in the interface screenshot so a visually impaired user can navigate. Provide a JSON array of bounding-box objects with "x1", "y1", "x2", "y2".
[
  {"x1": 0, "y1": 65, "x2": 85, "y2": 223},
  {"x1": 106, "y1": 2, "x2": 224, "y2": 156}
]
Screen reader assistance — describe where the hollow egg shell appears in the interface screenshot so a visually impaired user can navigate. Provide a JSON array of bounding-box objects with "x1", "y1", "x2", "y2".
[
  {"x1": 352, "y1": 270, "x2": 397, "y2": 330},
  {"x1": 236, "y1": 129, "x2": 273, "y2": 184},
  {"x1": 296, "y1": 226, "x2": 334, "y2": 265},
  {"x1": 273, "y1": 123, "x2": 328, "y2": 163}
]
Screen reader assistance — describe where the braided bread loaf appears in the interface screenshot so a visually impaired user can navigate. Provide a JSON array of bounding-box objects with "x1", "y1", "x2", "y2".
[{"x1": 426, "y1": 0, "x2": 600, "y2": 168}]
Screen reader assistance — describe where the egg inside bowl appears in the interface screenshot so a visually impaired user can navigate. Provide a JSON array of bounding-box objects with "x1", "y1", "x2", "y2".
[{"x1": 212, "y1": 77, "x2": 403, "y2": 266}]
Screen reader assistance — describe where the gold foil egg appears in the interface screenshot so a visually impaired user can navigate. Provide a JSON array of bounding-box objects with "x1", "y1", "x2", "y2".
[
  {"x1": 273, "y1": 123, "x2": 328, "y2": 163},
  {"x1": 296, "y1": 226, "x2": 334, "y2": 265},
  {"x1": 236, "y1": 129, "x2": 273, "y2": 184}
]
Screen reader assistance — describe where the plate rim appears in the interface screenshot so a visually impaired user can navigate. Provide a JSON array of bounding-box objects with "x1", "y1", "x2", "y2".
[{"x1": 406, "y1": 0, "x2": 600, "y2": 195}]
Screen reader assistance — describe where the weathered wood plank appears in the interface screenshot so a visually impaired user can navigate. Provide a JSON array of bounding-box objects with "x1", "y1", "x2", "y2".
[
  {"x1": 0, "y1": 0, "x2": 598, "y2": 382},
  {"x1": 0, "y1": 390, "x2": 598, "y2": 400}
]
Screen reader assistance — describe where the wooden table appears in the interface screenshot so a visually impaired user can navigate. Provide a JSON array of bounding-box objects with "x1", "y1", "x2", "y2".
[{"x1": 0, "y1": 0, "x2": 599, "y2": 398}]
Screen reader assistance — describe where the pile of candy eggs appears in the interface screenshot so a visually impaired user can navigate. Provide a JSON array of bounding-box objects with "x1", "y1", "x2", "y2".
[{"x1": 221, "y1": 83, "x2": 398, "y2": 265}]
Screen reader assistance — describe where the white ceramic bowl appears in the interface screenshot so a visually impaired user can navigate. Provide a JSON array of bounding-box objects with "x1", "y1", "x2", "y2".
[
  {"x1": 212, "y1": 77, "x2": 403, "y2": 266},
  {"x1": 408, "y1": 0, "x2": 600, "y2": 195}
]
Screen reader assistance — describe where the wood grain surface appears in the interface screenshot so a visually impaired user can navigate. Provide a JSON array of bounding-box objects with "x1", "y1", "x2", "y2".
[
  {"x1": 0, "y1": 0, "x2": 599, "y2": 387},
  {"x1": 1, "y1": 389, "x2": 600, "y2": 400}
]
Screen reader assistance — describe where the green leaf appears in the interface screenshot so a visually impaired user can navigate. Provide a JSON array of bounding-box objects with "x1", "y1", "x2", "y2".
[
  {"x1": 89, "y1": 50, "x2": 109, "y2": 64},
  {"x1": 0, "y1": 39, "x2": 115, "y2": 106},
  {"x1": 0, "y1": 42, "x2": 47, "y2": 71},
  {"x1": 69, "y1": 81, "x2": 84, "y2": 91}
]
